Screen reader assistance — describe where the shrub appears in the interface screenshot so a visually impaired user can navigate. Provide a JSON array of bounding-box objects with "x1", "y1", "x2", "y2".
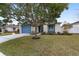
[
  {"x1": 41, "y1": 32, "x2": 56, "y2": 35},
  {"x1": 41, "y1": 32, "x2": 47, "y2": 35},
  {"x1": 32, "y1": 33, "x2": 41, "y2": 39},
  {"x1": 57, "y1": 32, "x2": 61, "y2": 35},
  {"x1": 32, "y1": 34, "x2": 40, "y2": 39},
  {"x1": 48, "y1": 32, "x2": 54, "y2": 35}
]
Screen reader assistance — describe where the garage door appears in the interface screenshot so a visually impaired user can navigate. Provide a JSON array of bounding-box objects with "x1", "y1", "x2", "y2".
[{"x1": 21, "y1": 24, "x2": 31, "y2": 34}]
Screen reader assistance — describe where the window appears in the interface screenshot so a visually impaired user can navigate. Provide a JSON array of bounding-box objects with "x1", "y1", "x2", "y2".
[{"x1": 48, "y1": 24, "x2": 55, "y2": 33}]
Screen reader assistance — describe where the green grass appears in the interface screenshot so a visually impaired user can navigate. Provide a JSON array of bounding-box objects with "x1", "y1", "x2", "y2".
[{"x1": 0, "y1": 35, "x2": 79, "y2": 56}]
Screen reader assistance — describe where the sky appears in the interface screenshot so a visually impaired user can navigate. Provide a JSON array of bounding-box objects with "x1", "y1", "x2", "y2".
[{"x1": 57, "y1": 3, "x2": 79, "y2": 23}]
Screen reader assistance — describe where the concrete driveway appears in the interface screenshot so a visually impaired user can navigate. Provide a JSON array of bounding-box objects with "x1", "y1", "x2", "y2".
[{"x1": 0, "y1": 34, "x2": 30, "y2": 43}]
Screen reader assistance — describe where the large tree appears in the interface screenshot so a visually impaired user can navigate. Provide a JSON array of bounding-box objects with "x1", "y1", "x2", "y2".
[
  {"x1": 0, "y1": 3, "x2": 68, "y2": 38},
  {"x1": 10, "y1": 3, "x2": 68, "y2": 38}
]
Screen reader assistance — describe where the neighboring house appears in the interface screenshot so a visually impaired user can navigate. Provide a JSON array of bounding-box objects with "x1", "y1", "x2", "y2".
[
  {"x1": 5, "y1": 24, "x2": 19, "y2": 32},
  {"x1": 19, "y1": 22, "x2": 62, "y2": 34},
  {"x1": 68, "y1": 21, "x2": 79, "y2": 34}
]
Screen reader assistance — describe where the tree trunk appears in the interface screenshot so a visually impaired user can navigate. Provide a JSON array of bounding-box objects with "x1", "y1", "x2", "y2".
[
  {"x1": 32, "y1": 26, "x2": 40, "y2": 39},
  {"x1": 35, "y1": 26, "x2": 37, "y2": 35}
]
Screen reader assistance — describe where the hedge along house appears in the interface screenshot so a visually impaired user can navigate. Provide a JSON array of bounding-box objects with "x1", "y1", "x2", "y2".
[{"x1": 19, "y1": 22, "x2": 62, "y2": 34}]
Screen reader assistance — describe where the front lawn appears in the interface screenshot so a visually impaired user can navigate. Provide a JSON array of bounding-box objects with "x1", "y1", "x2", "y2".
[{"x1": 0, "y1": 35, "x2": 79, "y2": 56}]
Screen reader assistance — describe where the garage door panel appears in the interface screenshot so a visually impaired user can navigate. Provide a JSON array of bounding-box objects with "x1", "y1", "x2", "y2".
[{"x1": 22, "y1": 25, "x2": 31, "y2": 33}]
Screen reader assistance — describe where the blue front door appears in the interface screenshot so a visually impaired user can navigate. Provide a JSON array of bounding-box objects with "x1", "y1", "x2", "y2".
[{"x1": 22, "y1": 24, "x2": 31, "y2": 34}]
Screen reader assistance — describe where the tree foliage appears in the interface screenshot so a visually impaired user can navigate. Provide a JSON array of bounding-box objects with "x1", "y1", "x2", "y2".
[
  {"x1": 10, "y1": 3, "x2": 68, "y2": 25},
  {"x1": 0, "y1": 4, "x2": 12, "y2": 25}
]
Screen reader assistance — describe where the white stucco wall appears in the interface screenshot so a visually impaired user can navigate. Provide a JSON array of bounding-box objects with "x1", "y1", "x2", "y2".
[
  {"x1": 68, "y1": 23, "x2": 79, "y2": 33},
  {"x1": 55, "y1": 24, "x2": 63, "y2": 33},
  {"x1": 43, "y1": 24, "x2": 48, "y2": 33},
  {"x1": 19, "y1": 24, "x2": 22, "y2": 34}
]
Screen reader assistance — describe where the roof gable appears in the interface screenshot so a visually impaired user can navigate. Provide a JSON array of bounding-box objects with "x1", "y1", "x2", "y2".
[{"x1": 71, "y1": 21, "x2": 79, "y2": 25}]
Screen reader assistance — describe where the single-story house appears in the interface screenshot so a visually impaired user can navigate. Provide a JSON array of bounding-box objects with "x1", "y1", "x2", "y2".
[
  {"x1": 5, "y1": 24, "x2": 19, "y2": 32},
  {"x1": 0, "y1": 24, "x2": 19, "y2": 33},
  {"x1": 68, "y1": 21, "x2": 79, "y2": 34},
  {"x1": 19, "y1": 22, "x2": 63, "y2": 34}
]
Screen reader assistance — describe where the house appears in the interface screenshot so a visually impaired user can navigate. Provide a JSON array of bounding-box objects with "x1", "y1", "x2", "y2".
[
  {"x1": 5, "y1": 24, "x2": 19, "y2": 32},
  {"x1": 67, "y1": 21, "x2": 79, "y2": 34},
  {"x1": 0, "y1": 24, "x2": 20, "y2": 33},
  {"x1": 19, "y1": 22, "x2": 62, "y2": 34},
  {"x1": 0, "y1": 24, "x2": 19, "y2": 33}
]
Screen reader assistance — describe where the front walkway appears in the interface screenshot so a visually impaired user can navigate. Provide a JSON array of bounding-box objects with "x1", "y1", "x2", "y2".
[{"x1": 0, "y1": 34, "x2": 30, "y2": 43}]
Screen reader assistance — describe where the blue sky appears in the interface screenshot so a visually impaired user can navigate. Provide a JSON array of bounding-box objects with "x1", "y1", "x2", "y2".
[{"x1": 57, "y1": 3, "x2": 79, "y2": 23}]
